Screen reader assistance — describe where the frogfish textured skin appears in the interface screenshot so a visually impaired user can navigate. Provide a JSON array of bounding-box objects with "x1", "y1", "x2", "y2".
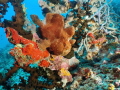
[
  {"x1": 5, "y1": 27, "x2": 50, "y2": 66},
  {"x1": 31, "y1": 13, "x2": 76, "y2": 56}
]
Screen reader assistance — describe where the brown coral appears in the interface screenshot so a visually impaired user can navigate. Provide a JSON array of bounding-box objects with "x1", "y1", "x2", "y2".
[
  {"x1": 0, "y1": 0, "x2": 33, "y2": 40},
  {"x1": 31, "y1": 13, "x2": 75, "y2": 56}
]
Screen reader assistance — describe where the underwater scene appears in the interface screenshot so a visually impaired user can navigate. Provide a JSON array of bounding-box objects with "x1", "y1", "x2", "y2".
[{"x1": 0, "y1": 0, "x2": 120, "y2": 90}]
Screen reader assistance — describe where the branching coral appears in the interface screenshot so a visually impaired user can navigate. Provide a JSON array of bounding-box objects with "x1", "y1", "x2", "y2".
[
  {"x1": 0, "y1": 44, "x2": 14, "y2": 77},
  {"x1": 7, "y1": 68, "x2": 30, "y2": 87},
  {"x1": 38, "y1": 0, "x2": 69, "y2": 15},
  {"x1": 31, "y1": 13, "x2": 76, "y2": 56},
  {"x1": 0, "y1": 0, "x2": 33, "y2": 40},
  {"x1": 0, "y1": 65, "x2": 63, "y2": 89}
]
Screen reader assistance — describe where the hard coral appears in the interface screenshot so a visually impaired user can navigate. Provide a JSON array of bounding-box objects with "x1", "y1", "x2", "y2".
[
  {"x1": 1, "y1": 0, "x2": 33, "y2": 40},
  {"x1": 31, "y1": 13, "x2": 75, "y2": 56},
  {"x1": 47, "y1": 0, "x2": 60, "y2": 4}
]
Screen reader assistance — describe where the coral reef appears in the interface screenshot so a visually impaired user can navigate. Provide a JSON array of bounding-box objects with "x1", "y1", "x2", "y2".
[
  {"x1": 0, "y1": 0, "x2": 120, "y2": 89},
  {"x1": 0, "y1": 44, "x2": 14, "y2": 77},
  {"x1": 0, "y1": 66, "x2": 63, "y2": 89},
  {"x1": 0, "y1": 0, "x2": 33, "y2": 40}
]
